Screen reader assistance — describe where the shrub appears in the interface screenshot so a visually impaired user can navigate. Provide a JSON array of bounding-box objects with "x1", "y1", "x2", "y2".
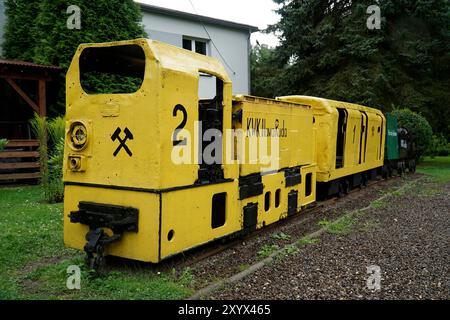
[
  {"x1": 427, "y1": 134, "x2": 450, "y2": 157},
  {"x1": 30, "y1": 114, "x2": 65, "y2": 203},
  {"x1": 47, "y1": 116, "x2": 65, "y2": 203},
  {"x1": 0, "y1": 139, "x2": 8, "y2": 151},
  {"x1": 391, "y1": 108, "x2": 433, "y2": 161},
  {"x1": 29, "y1": 113, "x2": 49, "y2": 189}
]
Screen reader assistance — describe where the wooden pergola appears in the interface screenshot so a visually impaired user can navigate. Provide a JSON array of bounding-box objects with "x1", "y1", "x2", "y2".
[
  {"x1": 0, "y1": 59, "x2": 61, "y2": 116},
  {"x1": 0, "y1": 59, "x2": 61, "y2": 183}
]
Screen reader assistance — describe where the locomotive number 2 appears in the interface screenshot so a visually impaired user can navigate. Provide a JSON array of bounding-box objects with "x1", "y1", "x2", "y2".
[{"x1": 172, "y1": 104, "x2": 188, "y2": 146}]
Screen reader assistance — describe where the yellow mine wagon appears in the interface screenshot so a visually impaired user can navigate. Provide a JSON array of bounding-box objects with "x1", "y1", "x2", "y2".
[
  {"x1": 63, "y1": 39, "x2": 317, "y2": 267},
  {"x1": 278, "y1": 96, "x2": 385, "y2": 198}
]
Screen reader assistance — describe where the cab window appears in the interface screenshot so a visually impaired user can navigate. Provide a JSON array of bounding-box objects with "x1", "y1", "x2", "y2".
[{"x1": 79, "y1": 44, "x2": 145, "y2": 94}]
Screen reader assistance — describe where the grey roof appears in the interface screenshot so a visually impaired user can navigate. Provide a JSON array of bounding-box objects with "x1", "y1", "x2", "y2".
[{"x1": 140, "y1": 3, "x2": 259, "y2": 33}]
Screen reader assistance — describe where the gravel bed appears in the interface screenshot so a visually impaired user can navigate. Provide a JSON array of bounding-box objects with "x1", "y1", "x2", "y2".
[
  {"x1": 189, "y1": 175, "x2": 419, "y2": 290},
  {"x1": 207, "y1": 177, "x2": 449, "y2": 300}
]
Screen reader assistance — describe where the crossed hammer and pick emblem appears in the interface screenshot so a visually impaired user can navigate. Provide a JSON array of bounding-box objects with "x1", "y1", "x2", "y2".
[{"x1": 111, "y1": 127, "x2": 134, "y2": 157}]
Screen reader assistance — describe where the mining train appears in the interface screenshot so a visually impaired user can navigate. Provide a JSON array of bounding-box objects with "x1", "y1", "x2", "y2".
[{"x1": 63, "y1": 39, "x2": 415, "y2": 268}]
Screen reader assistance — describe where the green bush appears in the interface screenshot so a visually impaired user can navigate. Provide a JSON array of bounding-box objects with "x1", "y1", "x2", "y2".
[
  {"x1": 30, "y1": 114, "x2": 65, "y2": 203},
  {"x1": 0, "y1": 139, "x2": 8, "y2": 151},
  {"x1": 427, "y1": 134, "x2": 450, "y2": 157},
  {"x1": 29, "y1": 113, "x2": 49, "y2": 189},
  {"x1": 391, "y1": 108, "x2": 433, "y2": 161}
]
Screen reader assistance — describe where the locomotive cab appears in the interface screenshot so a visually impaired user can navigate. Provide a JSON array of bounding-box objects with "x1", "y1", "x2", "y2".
[{"x1": 64, "y1": 39, "x2": 240, "y2": 265}]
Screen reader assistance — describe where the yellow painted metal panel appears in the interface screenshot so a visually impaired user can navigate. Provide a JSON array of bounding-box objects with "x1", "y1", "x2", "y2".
[
  {"x1": 239, "y1": 167, "x2": 317, "y2": 231},
  {"x1": 365, "y1": 113, "x2": 384, "y2": 164},
  {"x1": 300, "y1": 164, "x2": 317, "y2": 206},
  {"x1": 64, "y1": 185, "x2": 160, "y2": 262},
  {"x1": 232, "y1": 95, "x2": 315, "y2": 177},
  {"x1": 343, "y1": 109, "x2": 362, "y2": 168},
  {"x1": 160, "y1": 182, "x2": 240, "y2": 259},
  {"x1": 258, "y1": 172, "x2": 288, "y2": 227}
]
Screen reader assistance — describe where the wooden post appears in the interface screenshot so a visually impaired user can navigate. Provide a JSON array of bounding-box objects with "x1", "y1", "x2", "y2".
[{"x1": 38, "y1": 79, "x2": 46, "y2": 116}]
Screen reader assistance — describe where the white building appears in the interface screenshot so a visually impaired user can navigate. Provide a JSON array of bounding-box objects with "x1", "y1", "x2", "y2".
[{"x1": 140, "y1": 4, "x2": 258, "y2": 96}]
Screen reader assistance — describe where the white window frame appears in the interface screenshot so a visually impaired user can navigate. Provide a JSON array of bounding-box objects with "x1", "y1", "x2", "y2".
[{"x1": 182, "y1": 36, "x2": 210, "y2": 56}]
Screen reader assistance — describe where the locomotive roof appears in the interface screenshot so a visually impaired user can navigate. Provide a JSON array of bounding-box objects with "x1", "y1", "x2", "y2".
[
  {"x1": 148, "y1": 39, "x2": 231, "y2": 83},
  {"x1": 277, "y1": 95, "x2": 384, "y2": 116},
  {"x1": 74, "y1": 38, "x2": 231, "y2": 84},
  {"x1": 233, "y1": 95, "x2": 312, "y2": 110}
]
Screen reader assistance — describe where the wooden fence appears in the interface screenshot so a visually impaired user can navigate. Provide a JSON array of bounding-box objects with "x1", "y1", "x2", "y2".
[{"x1": 0, "y1": 140, "x2": 41, "y2": 182}]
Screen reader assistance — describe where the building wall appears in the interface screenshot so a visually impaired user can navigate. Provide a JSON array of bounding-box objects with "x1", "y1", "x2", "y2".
[{"x1": 142, "y1": 11, "x2": 251, "y2": 96}]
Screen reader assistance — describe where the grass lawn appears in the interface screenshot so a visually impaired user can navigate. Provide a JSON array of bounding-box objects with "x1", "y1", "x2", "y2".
[
  {"x1": 417, "y1": 156, "x2": 450, "y2": 183},
  {"x1": 0, "y1": 186, "x2": 194, "y2": 300}
]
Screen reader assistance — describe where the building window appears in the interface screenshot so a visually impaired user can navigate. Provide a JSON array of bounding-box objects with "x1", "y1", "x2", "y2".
[
  {"x1": 195, "y1": 41, "x2": 207, "y2": 55},
  {"x1": 182, "y1": 37, "x2": 209, "y2": 56},
  {"x1": 182, "y1": 38, "x2": 192, "y2": 51}
]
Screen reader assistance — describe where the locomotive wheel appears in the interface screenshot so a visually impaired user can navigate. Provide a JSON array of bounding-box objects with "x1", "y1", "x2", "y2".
[
  {"x1": 343, "y1": 180, "x2": 351, "y2": 194},
  {"x1": 409, "y1": 160, "x2": 416, "y2": 173},
  {"x1": 361, "y1": 175, "x2": 368, "y2": 187},
  {"x1": 338, "y1": 180, "x2": 350, "y2": 197},
  {"x1": 338, "y1": 183, "x2": 345, "y2": 198},
  {"x1": 382, "y1": 167, "x2": 388, "y2": 180},
  {"x1": 400, "y1": 163, "x2": 406, "y2": 176}
]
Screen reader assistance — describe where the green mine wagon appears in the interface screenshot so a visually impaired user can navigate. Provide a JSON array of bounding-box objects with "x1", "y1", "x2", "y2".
[{"x1": 385, "y1": 113, "x2": 400, "y2": 161}]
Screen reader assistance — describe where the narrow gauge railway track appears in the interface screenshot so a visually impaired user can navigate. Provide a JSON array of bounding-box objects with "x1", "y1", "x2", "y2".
[{"x1": 153, "y1": 176, "x2": 405, "y2": 271}]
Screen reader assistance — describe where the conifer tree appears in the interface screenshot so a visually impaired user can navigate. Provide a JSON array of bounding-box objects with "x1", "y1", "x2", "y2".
[
  {"x1": 265, "y1": 0, "x2": 450, "y2": 137},
  {"x1": 3, "y1": 0, "x2": 41, "y2": 61}
]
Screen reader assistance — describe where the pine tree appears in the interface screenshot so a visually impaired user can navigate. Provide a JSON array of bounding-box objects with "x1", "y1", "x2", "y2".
[
  {"x1": 251, "y1": 44, "x2": 285, "y2": 97},
  {"x1": 3, "y1": 0, "x2": 41, "y2": 61},
  {"x1": 266, "y1": 0, "x2": 450, "y2": 137}
]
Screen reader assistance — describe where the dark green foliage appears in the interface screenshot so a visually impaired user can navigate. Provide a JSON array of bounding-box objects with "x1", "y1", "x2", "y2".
[
  {"x1": 0, "y1": 139, "x2": 7, "y2": 150},
  {"x1": 3, "y1": 0, "x2": 147, "y2": 115},
  {"x1": 29, "y1": 114, "x2": 49, "y2": 194},
  {"x1": 29, "y1": 115, "x2": 65, "y2": 203},
  {"x1": 391, "y1": 108, "x2": 433, "y2": 160},
  {"x1": 262, "y1": 0, "x2": 450, "y2": 137},
  {"x1": 47, "y1": 116, "x2": 66, "y2": 203},
  {"x1": 81, "y1": 72, "x2": 143, "y2": 94},
  {"x1": 251, "y1": 45, "x2": 284, "y2": 98},
  {"x1": 427, "y1": 134, "x2": 450, "y2": 157},
  {"x1": 2, "y1": 0, "x2": 41, "y2": 62},
  {"x1": 32, "y1": 0, "x2": 146, "y2": 69}
]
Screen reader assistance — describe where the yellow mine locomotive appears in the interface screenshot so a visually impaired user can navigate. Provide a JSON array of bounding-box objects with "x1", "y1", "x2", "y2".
[{"x1": 63, "y1": 39, "x2": 385, "y2": 268}]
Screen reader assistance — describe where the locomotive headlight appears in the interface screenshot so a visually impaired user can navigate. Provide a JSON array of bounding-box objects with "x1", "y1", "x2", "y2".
[{"x1": 69, "y1": 122, "x2": 88, "y2": 150}]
